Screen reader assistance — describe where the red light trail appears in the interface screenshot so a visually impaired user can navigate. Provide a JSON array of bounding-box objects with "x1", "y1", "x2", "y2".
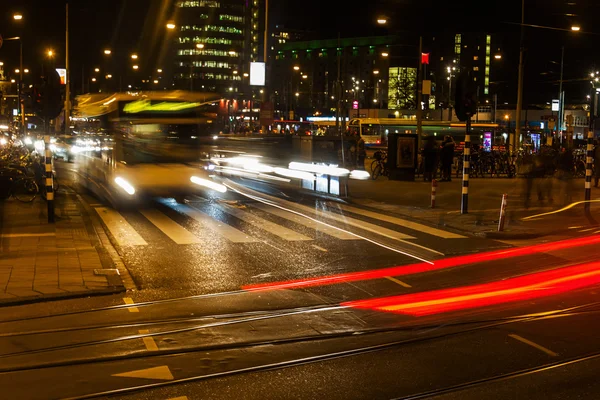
[
  {"x1": 342, "y1": 261, "x2": 600, "y2": 316},
  {"x1": 242, "y1": 235, "x2": 600, "y2": 292}
]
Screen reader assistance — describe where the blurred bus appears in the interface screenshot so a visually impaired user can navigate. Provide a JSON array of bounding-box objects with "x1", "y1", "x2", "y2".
[{"x1": 74, "y1": 91, "x2": 226, "y2": 206}]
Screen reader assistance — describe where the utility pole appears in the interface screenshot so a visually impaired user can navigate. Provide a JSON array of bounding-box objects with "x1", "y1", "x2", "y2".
[
  {"x1": 416, "y1": 36, "x2": 423, "y2": 150},
  {"x1": 514, "y1": 0, "x2": 525, "y2": 154},
  {"x1": 260, "y1": 0, "x2": 269, "y2": 134},
  {"x1": 65, "y1": 3, "x2": 71, "y2": 134},
  {"x1": 558, "y1": 45, "x2": 564, "y2": 136},
  {"x1": 336, "y1": 32, "x2": 345, "y2": 165}
]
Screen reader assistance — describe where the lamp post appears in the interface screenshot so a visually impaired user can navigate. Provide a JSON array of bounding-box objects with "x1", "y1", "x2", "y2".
[{"x1": 5, "y1": 37, "x2": 24, "y2": 134}]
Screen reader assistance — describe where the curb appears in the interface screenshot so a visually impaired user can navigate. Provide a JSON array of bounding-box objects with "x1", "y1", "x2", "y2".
[
  {"x1": 75, "y1": 192, "x2": 138, "y2": 291},
  {"x1": 0, "y1": 286, "x2": 125, "y2": 308}
]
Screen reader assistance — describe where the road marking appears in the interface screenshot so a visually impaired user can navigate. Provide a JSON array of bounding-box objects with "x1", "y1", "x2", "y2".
[
  {"x1": 167, "y1": 397, "x2": 189, "y2": 400},
  {"x1": 252, "y1": 203, "x2": 357, "y2": 240},
  {"x1": 140, "y1": 209, "x2": 201, "y2": 245},
  {"x1": 338, "y1": 204, "x2": 466, "y2": 239},
  {"x1": 88, "y1": 203, "x2": 103, "y2": 207},
  {"x1": 0, "y1": 232, "x2": 55, "y2": 238},
  {"x1": 218, "y1": 203, "x2": 312, "y2": 241},
  {"x1": 311, "y1": 245, "x2": 328, "y2": 252},
  {"x1": 385, "y1": 276, "x2": 412, "y2": 288},
  {"x1": 177, "y1": 204, "x2": 259, "y2": 243},
  {"x1": 112, "y1": 365, "x2": 174, "y2": 380},
  {"x1": 123, "y1": 297, "x2": 139, "y2": 313},
  {"x1": 139, "y1": 329, "x2": 159, "y2": 351},
  {"x1": 578, "y1": 227, "x2": 597, "y2": 233},
  {"x1": 336, "y1": 203, "x2": 466, "y2": 239},
  {"x1": 96, "y1": 207, "x2": 148, "y2": 246},
  {"x1": 509, "y1": 334, "x2": 558, "y2": 357}
]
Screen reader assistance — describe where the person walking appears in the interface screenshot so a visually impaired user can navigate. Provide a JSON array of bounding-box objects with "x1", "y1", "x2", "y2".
[
  {"x1": 440, "y1": 135, "x2": 455, "y2": 181},
  {"x1": 422, "y1": 136, "x2": 438, "y2": 181}
]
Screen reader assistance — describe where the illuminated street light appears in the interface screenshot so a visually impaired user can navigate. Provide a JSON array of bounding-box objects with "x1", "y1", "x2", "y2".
[
  {"x1": 494, "y1": 54, "x2": 502, "y2": 60},
  {"x1": 157, "y1": 68, "x2": 163, "y2": 73},
  {"x1": 376, "y1": 17, "x2": 387, "y2": 25},
  {"x1": 243, "y1": 72, "x2": 249, "y2": 77},
  {"x1": 94, "y1": 67, "x2": 100, "y2": 72},
  {"x1": 196, "y1": 43, "x2": 205, "y2": 49},
  {"x1": 166, "y1": 22, "x2": 176, "y2": 30},
  {"x1": 571, "y1": 25, "x2": 581, "y2": 31},
  {"x1": 132, "y1": 65, "x2": 139, "y2": 70},
  {"x1": 153, "y1": 80, "x2": 159, "y2": 84},
  {"x1": 47, "y1": 49, "x2": 54, "y2": 58},
  {"x1": 302, "y1": 74, "x2": 308, "y2": 79},
  {"x1": 13, "y1": 13, "x2": 23, "y2": 21},
  {"x1": 106, "y1": 74, "x2": 112, "y2": 79},
  {"x1": 104, "y1": 49, "x2": 112, "y2": 55},
  {"x1": 10, "y1": 79, "x2": 15, "y2": 83},
  {"x1": 91, "y1": 78, "x2": 97, "y2": 82},
  {"x1": 373, "y1": 70, "x2": 380, "y2": 75},
  {"x1": 381, "y1": 52, "x2": 389, "y2": 57},
  {"x1": 504, "y1": 114, "x2": 510, "y2": 120},
  {"x1": 293, "y1": 65, "x2": 300, "y2": 71},
  {"x1": 15, "y1": 69, "x2": 20, "y2": 74},
  {"x1": 233, "y1": 70, "x2": 238, "y2": 75},
  {"x1": 295, "y1": 92, "x2": 299, "y2": 97},
  {"x1": 259, "y1": 89, "x2": 264, "y2": 94},
  {"x1": 23, "y1": 69, "x2": 29, "y2": 73},
  {"x1": 0, "y1": 62, "x2": 4, "y2": 66},
  {"x1": 131, "y1": 54, "x2": 138, "y2": 60}
]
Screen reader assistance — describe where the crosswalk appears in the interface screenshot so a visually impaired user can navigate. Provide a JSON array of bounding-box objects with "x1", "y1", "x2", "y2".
[{"x1": 94, "y1": 198, "x2": 466, "y2": 250}]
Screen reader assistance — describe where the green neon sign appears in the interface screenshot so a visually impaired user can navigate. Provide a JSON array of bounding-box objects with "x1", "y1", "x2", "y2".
[{"x1": 123, "y1": 99, "x2": 201, "y2": 113}]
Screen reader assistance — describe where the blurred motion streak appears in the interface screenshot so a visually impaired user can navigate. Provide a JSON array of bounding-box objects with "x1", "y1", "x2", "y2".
[
  {"x1": 522, "y1": 200, "x2": 600, "y2": 221},
  {"x1": 242, "y1": 235, "x2": 600, "y2": 291},
  {"x1": 342, "y1": 261, "x2": 600, "y2": 316}
]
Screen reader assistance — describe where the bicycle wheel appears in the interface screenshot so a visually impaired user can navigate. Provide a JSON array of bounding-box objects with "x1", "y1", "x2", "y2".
[
  {"x1": 13, "y1": 178, "x2": 38, "y2": 203},
  {"x1": 372, "y1": 164, "x2": 382, "y2": 180},
  {"x1": 370, "y1": 160, "x2": 379, "y2": 174}
]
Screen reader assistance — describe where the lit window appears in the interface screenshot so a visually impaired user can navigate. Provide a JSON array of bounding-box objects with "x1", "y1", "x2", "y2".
[
  {"x1": 473, "y1": 66, "x2": 479, "y2": 71},
  {"x1": 219, "y1": 14, "x2": 244, "y2": 22},
  {"x1": 473, "y1": 56, "x2": 478, "y2": 61}
]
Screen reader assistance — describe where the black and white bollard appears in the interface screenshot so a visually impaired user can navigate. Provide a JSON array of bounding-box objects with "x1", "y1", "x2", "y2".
[
  {"x1": 585, "y1": 130, "x2": 594, "y2": 211},
  {"x1": 461, "y1": 120, "x2": 471, "y2": 214},
  {"x1": 498, "y1": 194, "x2": 508, "y2": 232},
  {"x1": 431, "y1": 179, "x2": 437, "y2": 208},
  {"x1": 44, "y1": 135, "x2": 55, "y2": 223}
]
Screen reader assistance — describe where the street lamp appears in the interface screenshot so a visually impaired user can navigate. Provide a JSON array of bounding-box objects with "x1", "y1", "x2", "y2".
[
  {"x1": 494, "y1": 54, "x2": 502, "y2": 60},
  {"x1": 302, "y1": 74, "x2": 308, "y2": 79},
  {"x1": 104, "y1": 49, "x2": 111, "y2": 55},
  {"x1": 47, "y1": 49, "x2": 54, "y2": 58},
  {"x1": 233, "y1": 70, "x2": 238, "y2": 75},
  {"x1": 157, "y1": 68, "x2": 163, "y2": 73},
  {"x1": 243, "y1": 72, "x2": 249, "y2": 77},
  {"x1": 13, "y1": 13, "x2": 23, "y2": 21},
  {"x1": 94, "y1": 68, "x2": 100, "y2": 72},
  {"x1": 106, "y1": 74, "x2": 112, "y2": 79},
  {"x1": 373, "y1": 70, "x2": 380, "y2": 75},
  {"x1": 132, "y1": 65, "x2": 139, "y2": 70},
  {"x1": 196, "y1": 43, "x2": 204, "y2": 49},
  {"x1": 15, "y1": 69, "x2": 20, "y2": 74},
  {"x1": 154, "y1": 80, "x2": 159, "y2": 84},
  {"x1": 376, "y1": 17, "x2": 387, "y2": 25},
  {"x1": 131, "y1": 54, "x2": 138, "y2": 60},
  {"x1": 293, "y1": 65, "x2": 300, "y2": 71},
  {"x1": 571, "y1": 25, "x2": 581, "y2": 32},
  {"x1": 23, "y1": 69, "x2": 29, "y2": 74},
  {"x1": 381, "y1": 52, "x2": 389, "y2": 57},
  {"x1": 91, "y1": 78, "x2": 97, "y2": 82},
  {"x1": 166, "y1": 22, "x2": 176, "y2": 30}
]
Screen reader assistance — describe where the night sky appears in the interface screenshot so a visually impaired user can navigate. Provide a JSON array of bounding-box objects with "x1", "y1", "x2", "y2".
[{"x1": 1, "y1": 0, "x2": 599, "y2": 103}]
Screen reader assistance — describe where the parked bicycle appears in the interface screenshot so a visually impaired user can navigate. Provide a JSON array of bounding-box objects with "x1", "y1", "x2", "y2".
[
  {"x1": 371, "y1": 150, "x2": 389, "y2": 180},
  {"x1": 0, "y1": 168, "x2": 39, "y2": 202}
]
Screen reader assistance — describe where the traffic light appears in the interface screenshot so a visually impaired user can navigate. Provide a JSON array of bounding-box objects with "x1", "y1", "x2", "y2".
[
  {"x1": 454, "y1": 71, "x2": 477, "y2": 122},
  {"x1": 32, "y1": 70, "x2": 63, "y2": 120}
]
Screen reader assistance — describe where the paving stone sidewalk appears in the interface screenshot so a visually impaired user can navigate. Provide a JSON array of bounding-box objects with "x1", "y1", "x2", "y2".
[{"x1": 0, "y1": 192, "x2": 125, "y2": 305}]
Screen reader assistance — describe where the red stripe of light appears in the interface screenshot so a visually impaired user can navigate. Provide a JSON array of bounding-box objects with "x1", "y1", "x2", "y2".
[
  {"x1": 242, "y1": 235, "x2": 600, "y2": 292},
  {"x1": 342, "y1": 261, "x2": 600, "y2": 316}
]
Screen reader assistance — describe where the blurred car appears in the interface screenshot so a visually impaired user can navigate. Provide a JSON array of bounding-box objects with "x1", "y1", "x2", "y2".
[{"x1": 51, "y1": 136, "x2": 77, "y2": 162}]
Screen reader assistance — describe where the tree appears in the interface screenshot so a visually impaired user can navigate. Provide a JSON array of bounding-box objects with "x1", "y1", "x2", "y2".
[{"x1": 388, "y1": 67, "x2": 417, "y2": 110}]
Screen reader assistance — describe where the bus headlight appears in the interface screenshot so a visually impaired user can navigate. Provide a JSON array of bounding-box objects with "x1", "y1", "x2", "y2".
[
  {"x1": 190, "y1": 176, "x2": 227, "y2": 193},
  {"x1": 115, "y1": 177, "x2": 136, "y2": 195}
]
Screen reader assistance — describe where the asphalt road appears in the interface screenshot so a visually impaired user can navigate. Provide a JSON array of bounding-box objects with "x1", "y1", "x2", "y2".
[{"x1": 2, "y1": 159, "x2": 600, "y2": 399}]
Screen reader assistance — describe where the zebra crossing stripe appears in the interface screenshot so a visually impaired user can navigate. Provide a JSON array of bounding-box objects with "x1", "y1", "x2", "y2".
[{"x1": 95, "y1": 207, "x2": 148, "y2": 246}]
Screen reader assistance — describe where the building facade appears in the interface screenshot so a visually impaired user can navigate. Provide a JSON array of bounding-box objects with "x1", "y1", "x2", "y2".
[{"x1": 172, "y1": 0, "x2": 264, "y2": 96}]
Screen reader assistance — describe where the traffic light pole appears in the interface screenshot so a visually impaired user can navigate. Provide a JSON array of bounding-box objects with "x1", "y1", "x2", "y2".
[
  {"x1": 43, "y1": 64, "x2": 55, "y2": 223},
  {"x1": 585, "y1": 93, "x2": 595, "y2": 212},
  {"x1": 416, "y1": 36, "x2": 423, "y2": 151},
  {"x1": 461, "y1": 116, "x2": 471, "y2": 214}
]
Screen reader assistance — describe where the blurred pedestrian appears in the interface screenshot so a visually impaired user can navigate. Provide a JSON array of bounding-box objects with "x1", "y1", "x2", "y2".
[
  {"x1": 422, "y1": 136, "x2": 438, "y2": 181},
  {"x1": 522, "y1": 150, "x2": 534, "y2": 209},
  {"x1": 556, "y1": 147, "x2": 574, "y2": 206},
  {"x1": 440, "y1": 135, "x2": 455, "y2": 181},
  {"x1": 355, "y1": 133, "x2": 366, "y2": 170}
]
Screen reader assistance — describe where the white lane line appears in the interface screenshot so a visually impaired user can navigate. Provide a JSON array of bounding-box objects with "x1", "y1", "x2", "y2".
[
  {"x1": 96, "y1": 207, "x2": 148, "y2": 246},
  {"x1": 139, "y1": 329, "x2": 159, "y2": 351},
  {"x1": 288, "y1": 202, "x2": 416, "y2": 241},
  {"x1": 508, "y1": 334, "x2": 558, "y2": 357},
  {"x1": 224, "y1": 181, "x2": 434, "y2": 264},
  {"x1": 218, "y1": 203, "x2": 312, "y2": 241},
  {"x1": 123, "y1": 297, "x2": 139, "y2": 313},
  {"x1": 336, "y1": 203, "x2": 466, "y2": 239},
  {"x1": 140, "y1": 209, "x2": 201, "y2": 245},
  {"x1": 0, "y1": 232, "x2": 55, "y2": 238},
  {"x1": 177, "y1": 204, "x2": 259, "y2": 243},
  {"x1": 311, "y1": 245, "x2": 328, "y2": 252},
  {"x1": 167, "y1": 397, "x2": 189, "y2": 400},
  {"x1": 385, "y1": 276, "x2": 412, "y2": 288},
  {"x1": 252, "y1": 203, "x2": 357, "y2": 240}
]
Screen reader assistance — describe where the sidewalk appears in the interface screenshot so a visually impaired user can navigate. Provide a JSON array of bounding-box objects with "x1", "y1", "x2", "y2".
[
  {"x1": 0, "y1": 190, "x2": 125, "y2": 305},
  {"x1": 348, "y1": 177, "x2": 600, "y2": 238}
]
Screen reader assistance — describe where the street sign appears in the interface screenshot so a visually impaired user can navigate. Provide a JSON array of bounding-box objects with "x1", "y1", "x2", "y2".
[
  {"x1": 551, "y1": 99, "x2": 559, "y2": 112},
  {"x1": 259, "y1": 101, "x2": 274, "y2": 126}
]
